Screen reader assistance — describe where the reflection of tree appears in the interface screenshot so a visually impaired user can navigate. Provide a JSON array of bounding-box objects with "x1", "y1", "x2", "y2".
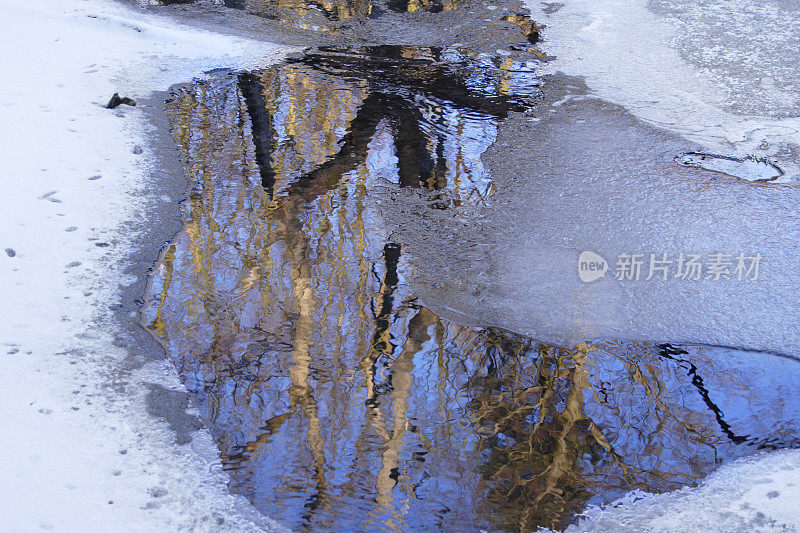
[
  {"x1": 227, "y1": 0, "x2": 458, "y2": 22},
  {"x1": 283, "y1": 46, "x2": 537, "y2": 204},
  {"x1": 143, "y1": 47, "x2": 799, "y2": 532},
  {"x1": 373, "y1": 307, "x2": 437, "y2": 517},
  {"x1": 465, "y1": 337, "x2": 759, "y2": 531},
  {"x1": 238, "y1": 72, "x2": 277, "y2": 195},
  {"x1": 658, "y1": 344, "x2": 751, "y2": 446},
  {"x1": 468, "y1": 340, "x2": 609, "y2": 530},
  {"x1": 385, "y1": 0, "x2": 459, "y2": 13}
]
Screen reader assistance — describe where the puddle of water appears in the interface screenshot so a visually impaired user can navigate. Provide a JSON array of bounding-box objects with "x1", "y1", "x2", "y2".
[
  {"x1": 384, "y1": 0, "x2": 459, "y2": 14},
  {"x1": 220, "y1": 46, "x2": 536, "y2": 207},
  {"x1": 145, "y1": 47, "x2": 800, "y2": 531},
  {"x1": 675, "y1": 151, "x2": 784, "y2": 182},
  {"x1": 222, "y1": 0, "x2": 460, "y2": 29}
]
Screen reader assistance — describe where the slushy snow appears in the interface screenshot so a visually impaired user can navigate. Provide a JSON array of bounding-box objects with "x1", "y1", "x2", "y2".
[
  {"x1": 0, "y1": 0, "x2": 292, "y2": 530},
  {"x1": 526, "y1": 0, "x2": 800, "y2": 179},
  {"x1": 524, "y1": 0, "x2": 800, "y2": 529}
]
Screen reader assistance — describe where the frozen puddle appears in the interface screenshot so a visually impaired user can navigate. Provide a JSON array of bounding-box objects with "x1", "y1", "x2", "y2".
[
  {"x1": 675, "y1": 152, "x2": 784, "y2": 182},
  {"x1": 144, "y1": 47, "x2": 800, "y2": 531}
]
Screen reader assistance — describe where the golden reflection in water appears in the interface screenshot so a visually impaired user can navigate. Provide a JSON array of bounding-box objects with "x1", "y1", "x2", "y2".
[
  {"x1": 227, "y1": 0, "x2": 371, "y2": 23},
  {"x1": 500, "y1": 13, "x2": 541, "y2": 44},
  {"x1": 402, "y1": 0, "x2": 459, "y2": 14},
  {"x1": 145, "y1": 49, "x2": 800, "y2": 531},
  {"x1": 228, "y1": 0, "x2": 459, "y2": 26}
]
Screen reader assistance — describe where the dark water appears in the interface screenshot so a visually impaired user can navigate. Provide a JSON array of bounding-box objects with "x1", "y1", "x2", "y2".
[{"x1": 144, "y1": 47, "x2": 800, "y2": 531}]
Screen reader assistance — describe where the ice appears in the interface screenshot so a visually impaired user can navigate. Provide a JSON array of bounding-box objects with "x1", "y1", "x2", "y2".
[
  {"x1": 675, "y1": 152, "x2": 783, "y2": 182},
  {"x1": 497, "y1": 1, "x2": 800, "y2": 529},
  {"x1": 524, "y1": 0, "x2": 800, "y2": 178},
  {"x1": 395, "y1": 92, "x2": 800, "y2": 357}
]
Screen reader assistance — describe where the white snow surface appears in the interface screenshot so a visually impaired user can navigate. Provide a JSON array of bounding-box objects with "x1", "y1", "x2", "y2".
[
  {"x1": 527, "y1": 0, "x2": 800, "y2": 178},
  {"x1": 523, "y1": 1, "x2": 800, "y2": 530},
  {"x1": 0, "y1": 0, "x2": 292, "y2": 530}
]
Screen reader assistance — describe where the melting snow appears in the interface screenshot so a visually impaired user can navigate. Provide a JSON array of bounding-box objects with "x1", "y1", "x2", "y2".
[
  {"x1": 523, "y1": 0, "x2": 800, "y2": 529},
  {"x1": 0, "y1": 0, "x2": 292, "y2": 529}
]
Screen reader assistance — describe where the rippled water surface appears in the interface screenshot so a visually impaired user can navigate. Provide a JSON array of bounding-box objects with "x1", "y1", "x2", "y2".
[
  {"x1": 223, "y1": 0, "x2": 460, "y2": 29},
  {"x1": 144, "y1": 47, "x2": 800, "y2": 531}
]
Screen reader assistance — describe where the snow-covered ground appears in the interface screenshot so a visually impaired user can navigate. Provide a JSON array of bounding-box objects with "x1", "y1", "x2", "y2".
[
  {"x1": 0, "y1": 0, "x2": 292, "y2": 530},
  {"x1": 522, "y1": 1, "x2": 800, "y2": 530},
  {"x1": 526, "y1": 0, "x2": 800, "y2": 178}
]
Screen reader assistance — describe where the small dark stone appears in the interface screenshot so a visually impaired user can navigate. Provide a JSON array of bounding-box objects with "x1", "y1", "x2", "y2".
[
  {"x1": 105, "y1": 93, "x2": 137, "y2": 109},
  {"x1": 132, "y1": 146, "x2": 143, "y2": 154},
  {"x1": 5, "y1": 248, "x2": 16, "y2": 257}
]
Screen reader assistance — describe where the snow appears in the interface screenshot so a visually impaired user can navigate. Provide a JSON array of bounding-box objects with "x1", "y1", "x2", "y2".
[
  {"x1": 567, "y1": 449, "x2": 800, "y2": 532},
  {"x1": 524, "y1": 0, "x2": 800, "y2": 179},
  {"x1": 519, "y1": 1, "x2": 800, "y2": 529},
  {"x1": 0, "y1": 0, "x2": 292, "y2": 529},
  {"x1": 674, "y1": 152, "x2": 783, "y2": 182}
]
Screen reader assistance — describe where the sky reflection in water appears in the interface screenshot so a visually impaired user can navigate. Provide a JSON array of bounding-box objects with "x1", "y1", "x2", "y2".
[{"x1": 144, "y1": 47, "x2": 800, "y2": 531}]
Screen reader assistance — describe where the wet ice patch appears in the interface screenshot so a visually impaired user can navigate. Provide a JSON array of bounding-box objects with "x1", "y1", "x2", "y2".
[
  {"x1": 527, "y1": 0, "x2": 800, "y2": 175},
  {"x1": 675, "y1": 151, "x2": 783, "y2": 182}
]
